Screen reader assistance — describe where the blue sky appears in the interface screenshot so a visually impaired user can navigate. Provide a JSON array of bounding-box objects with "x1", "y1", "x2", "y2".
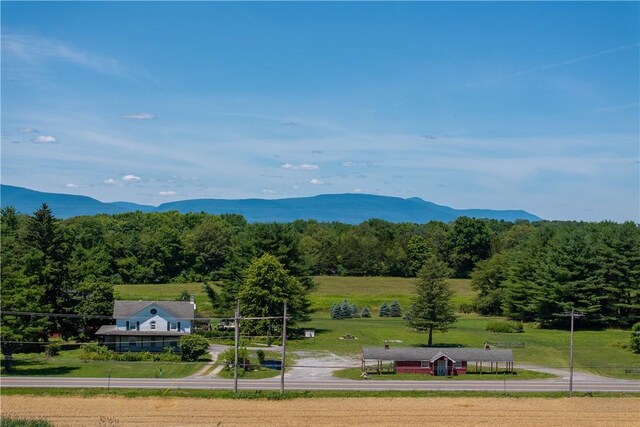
[{"x1": 1, "y1": 2, "x2": 638, "y2": 222}]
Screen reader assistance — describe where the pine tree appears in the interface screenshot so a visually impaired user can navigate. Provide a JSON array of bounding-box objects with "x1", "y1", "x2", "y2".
[
  {"x1": 361, "y1": 306, "x2": 371, "y2": 318},
  {"x1": 408, "y1": 254, "x2": 457, "y2": 346},
  {"x1": 379, "y1": 302, "x2": 390, "y2": 317},
  {"x1": 350, "y1": 303, "x2": 359, "y2": 318},
  {"x1": 341, "y1": 300, "x2": 352, "y2": 319},
  {"x1": 330, "y1": 303, "x2": 343, "y2": 319},
  {"x1": 389, "y1": 300, "x2": 402, "y2": 317}
]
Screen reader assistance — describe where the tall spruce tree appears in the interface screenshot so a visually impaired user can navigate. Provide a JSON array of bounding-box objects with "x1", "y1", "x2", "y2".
[
  {"x1": 408, "y1": 255, "x2": 457, "y2": 346},
  {"x1": 361, "y1": 306, "x2": 371, "y2": 318}
]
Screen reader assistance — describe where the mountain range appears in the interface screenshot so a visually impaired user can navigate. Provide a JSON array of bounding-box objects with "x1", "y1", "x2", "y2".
[{"x1": 0, "y1": 184, "x2": 541, "y2": 223}]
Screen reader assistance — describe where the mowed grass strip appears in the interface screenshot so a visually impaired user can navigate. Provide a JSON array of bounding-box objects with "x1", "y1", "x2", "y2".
[
  {"x1": 2, "y1": 350, "x2": 207, "y2": 378},
  {"x1": 310, "y1": 276, "x2": 474, "y2": 313}
]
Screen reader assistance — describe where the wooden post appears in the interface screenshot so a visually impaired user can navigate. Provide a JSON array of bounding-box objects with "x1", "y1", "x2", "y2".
[
  {"x1": 280, "y1": 300, "x2": 287, "y2": 395},
  {"x1": 233, "y1": 299, "x2": 240, "y2": 394}
]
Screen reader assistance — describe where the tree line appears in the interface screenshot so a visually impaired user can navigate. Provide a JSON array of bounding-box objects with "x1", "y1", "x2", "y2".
[{"x1": 1, "y1": 204, "x2": 638, "y2": 341}]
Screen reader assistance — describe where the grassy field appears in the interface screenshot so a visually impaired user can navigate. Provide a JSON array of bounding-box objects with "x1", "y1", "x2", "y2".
[
  {"x1": 1, "y1": 350, "x2": 207, "y2": 378},
  {"x1": 92, "y1": 277, "x2": 640, "y2": 379},
  {"x1": 333, "y1": 367, "x2": 556, "y2": 381}
]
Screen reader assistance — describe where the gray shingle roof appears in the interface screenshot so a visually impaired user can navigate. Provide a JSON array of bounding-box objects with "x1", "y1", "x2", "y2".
[
  {"x1": 112, "y1": 301, "x2": 195, "y2": 320},
  {"x1": 362, "y1": 347, "x2": 513, "y2": 363}
]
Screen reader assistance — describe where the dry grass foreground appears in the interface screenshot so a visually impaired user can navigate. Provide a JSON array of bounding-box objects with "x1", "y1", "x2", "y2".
[{"x1": 2, "y1": 396, "x2": 639, "y2": 426}]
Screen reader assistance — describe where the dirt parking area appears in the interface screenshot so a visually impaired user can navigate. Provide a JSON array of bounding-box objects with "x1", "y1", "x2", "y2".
[{"x1": 2, "y1": 396, "x2": 639, "y2": 426}]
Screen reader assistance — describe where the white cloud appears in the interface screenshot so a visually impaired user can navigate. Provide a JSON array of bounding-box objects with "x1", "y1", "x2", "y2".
[
  {"x1": 2, "y1": 33, "x2": 125, "y2": 75},
  {"x1": 281, "y1": 163, "x2": 319, "y2": 171},
  {"x1": 17, "y1": 127, "x2": 38, "y2": 133},
  {"x1": 32, "y1": 135, "x2": 56, "y2": 143},
  {"x1": 66, "y1": 183, "x2": 79, "y2": 188},
  {"x1": 121, "y1": 113, "x2": 156, "y2": 120},
  {"x1": 342, "y1": 162, "x2": 356, "y2": 167},
  {"x1": 262, "y1": 189, "x2": 276, "y2": 194},
  {"x1": 122, "y1": 174, "x2": 141, "y2": 182},
  {"x1": 103, "y1": 178, "x2": 118, "y2": 185},
  {"x1": 353, "y1": 188, "x2": 363, "y2": 193},
  {"x1": 310, "y1": 178, "x2": 325, "y2": 185},
  {"x1": 158, "y1": 190, "x2": 176, "y2": 196}
]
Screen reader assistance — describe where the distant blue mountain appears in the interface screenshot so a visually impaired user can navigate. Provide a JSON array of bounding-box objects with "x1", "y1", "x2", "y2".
[{"x1": 0, "y1": 184, "x2": 541, "y2": 223}]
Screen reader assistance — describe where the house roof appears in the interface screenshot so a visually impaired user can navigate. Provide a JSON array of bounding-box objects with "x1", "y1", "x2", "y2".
[
  {"x1": 113, "y1": 300, "x2": 195, "y2": 320},
  {"x1": 95, "y1": 325, "x2": 187, "y2": 337},
  {"x1": 362, "y1": 347, "x2": 513, "y2": 363}
]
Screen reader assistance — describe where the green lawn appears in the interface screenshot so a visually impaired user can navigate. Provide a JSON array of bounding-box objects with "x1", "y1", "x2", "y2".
[
  {"x1": 1, "y1": 350, "x2": 207, "y2": 378},
  {"x1": 333, "y1": 367, "x2": 556, "y2": 381},
  {"x1": 113, "y1": 277, "x2": 640, "y2": 380},
  {"x1": 214, "y1": 350, "x2": 294, "y2": 379},
  {"x1": 310, "y1": 276, "x2": 474, "y2": 313}
]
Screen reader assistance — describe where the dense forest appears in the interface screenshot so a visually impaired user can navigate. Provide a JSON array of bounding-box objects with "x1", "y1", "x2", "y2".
[{"x1": 1, "y1": 205, "x2": 638, "y2": 340}]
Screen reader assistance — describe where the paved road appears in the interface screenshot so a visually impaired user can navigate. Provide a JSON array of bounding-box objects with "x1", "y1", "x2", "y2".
[{"x1": 2, "y1": 375, "x2": 638, "y2": 393}]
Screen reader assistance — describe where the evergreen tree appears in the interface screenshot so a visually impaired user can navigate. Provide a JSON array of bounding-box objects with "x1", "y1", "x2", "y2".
[
  {"x1": 379, "y1": 302, "x2": 390, "y2": 317},
  {"x1": 361, "y1": 306, "x2": 371, "y2": 318},
  {"x1": 341, "y1": 299, "x2": 352, "y2": 318},
  {"x1": 389, "y1": 300, "x2": 402, "y2": 317},
  {"x1": 330, "y1": 303, "x2": 343, "y2": 319},
  {"x1": 24, "y1": 204, "x2": 72, "y2": 337},
  {"x1": 407, "y1": 254, "x2": 457, "y2": 346},
  {"x1": 350, "y1": 303, "x2": 359, "y2": 318}
]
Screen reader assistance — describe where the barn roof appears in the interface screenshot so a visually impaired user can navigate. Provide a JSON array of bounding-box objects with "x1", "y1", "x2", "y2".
[
  {"x1": 113, "y1": 301, "x2": 195, "y2": 320},
  {"x1": 362, "y1": 347, "x2": 513, "y2": 363}
]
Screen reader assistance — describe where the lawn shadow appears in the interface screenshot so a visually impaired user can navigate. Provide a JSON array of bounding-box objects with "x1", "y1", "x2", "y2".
[{"x1": 6, "y1": 365, "x2": 80, "y2": 376}]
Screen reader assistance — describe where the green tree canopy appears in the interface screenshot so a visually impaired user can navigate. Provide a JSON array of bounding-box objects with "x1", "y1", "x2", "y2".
[
  {"x1": 237, "y1": 253, "x2": 310, "y2": 336},
  {"x1": 408, "y1": 255, "x2": 457, "y2": 346}
]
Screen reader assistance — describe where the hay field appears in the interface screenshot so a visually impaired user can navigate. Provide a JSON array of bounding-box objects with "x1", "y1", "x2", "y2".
[{"x1": 2, "y1": 396, "x2": 639, "y2": 426}]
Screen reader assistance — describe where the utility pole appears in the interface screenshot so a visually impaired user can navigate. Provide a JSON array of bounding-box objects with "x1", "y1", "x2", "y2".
[
  {"x1": 233, "y1": 299, "x2": 240, "y2": 395},
  {"x1": 562, "y1": 309, "x2": 584, "y2": 397},
  {"x1": 280, "y1": 300, "x2": 287, "y2": 395}
]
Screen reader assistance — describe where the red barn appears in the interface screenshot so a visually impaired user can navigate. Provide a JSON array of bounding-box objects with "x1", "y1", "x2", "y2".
[{"x1": 361, "y1": 346, "x2": 514, "y2": 376}]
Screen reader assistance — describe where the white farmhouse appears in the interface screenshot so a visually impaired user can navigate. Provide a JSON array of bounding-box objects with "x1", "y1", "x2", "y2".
[{"x1": 96, "y1": 300, "x2": 195, "y2": 352}]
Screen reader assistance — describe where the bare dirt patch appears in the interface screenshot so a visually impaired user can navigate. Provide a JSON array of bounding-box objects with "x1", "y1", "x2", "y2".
[{"x1": 1, "y1": 396, "x2": 638, "y2": 426}]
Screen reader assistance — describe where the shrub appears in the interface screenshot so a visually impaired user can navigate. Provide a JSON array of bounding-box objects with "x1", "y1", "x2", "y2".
[
  {"x1": 45, "y1": 343, "x2": 61, "y2": 357},
  {"x1": 79, "y1": 342, "x2": 114, "y2": 361},
  {"x1": 220, "y1": 347, "x2": 250, "y2": 370},
  {"x1": 389, "y1": 300, "x2": 402, "y2": 317},
  {"x1": 486, "y1": 321, "x2": 524, "y2": 333},
  {"x1": 379, "y1": 302, "x2": 390, "y2": 317},
  {"x1": 179, "y1": 334, "x2": 210, "y2": 361},
  {"x1": 330, "y1": 303, "x2": 343, "y2": 319},
  {"x1": 256, "y1": 349, "x2": 266, "y2": 364},
  {"x1": 361, "y1": 306, "x2": 371, "y2": 318},
  {"x1": 458, "y1": 302, "x2": 476, "y2": 314}
]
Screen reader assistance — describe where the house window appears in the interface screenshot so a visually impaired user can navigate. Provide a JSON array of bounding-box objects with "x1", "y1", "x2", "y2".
[
  {"x1": 455, "y1": 361, "x2": 462, "y2": 368},
  {"x1": 150, "y1": 308, "x2": 157, "y2": 315},
  {"x1": 420, "y1": 361, "x2": 429, "y2": 368},
  {"x1": 170, "y1": 322, "x2": 178, "y2": 330},
  {"x1": 150, "y1": 321, "x2": 157, "y2": 330},
  {"x1": 128, "y1": 321, "x2": 136, "y2": 330}
]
